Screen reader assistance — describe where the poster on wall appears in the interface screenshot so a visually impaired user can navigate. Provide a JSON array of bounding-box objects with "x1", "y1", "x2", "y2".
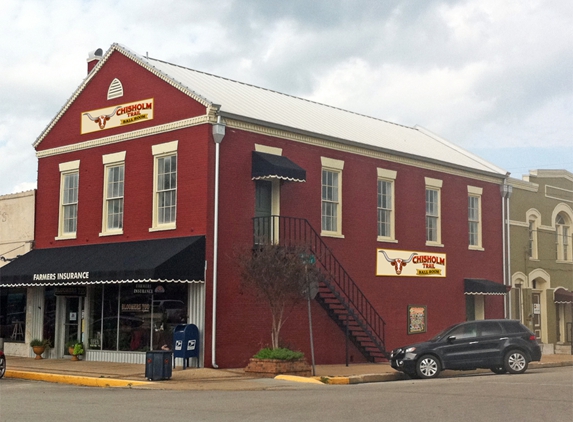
[
  {"x1": 376, "y1": 249, "x2": 446, "y2": 277},
  {"x1": 81, "y1": 98, "x2": 154, "y2": 134},
  {"x1": 408, "y1": 305, "x2": 427, "y2": 334}
]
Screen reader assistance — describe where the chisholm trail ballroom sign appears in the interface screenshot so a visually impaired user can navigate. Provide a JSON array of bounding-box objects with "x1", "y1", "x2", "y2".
[
  {"x1": 81, "y1": 98, "x2": 154, "y2": 134},
  {"x1": 376, "y1": 249, "x2": 446, "y2": 277}
]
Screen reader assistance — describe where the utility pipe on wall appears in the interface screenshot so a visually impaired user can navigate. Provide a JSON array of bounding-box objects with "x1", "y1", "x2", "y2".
[
  {"x1": 211, "y1": 115, "x2": 225, "y2": 369},
  {"x1": 500, "y1": 179, "x2": 513, "y2": 319}
]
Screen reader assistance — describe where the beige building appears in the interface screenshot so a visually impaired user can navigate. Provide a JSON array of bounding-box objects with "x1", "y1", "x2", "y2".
[
  {"x1": 509, "y1": 170, "x2": 573, "y2": 354},
  {"x1": 0, "y1": 190, "x2": 35, "y2": 356}
]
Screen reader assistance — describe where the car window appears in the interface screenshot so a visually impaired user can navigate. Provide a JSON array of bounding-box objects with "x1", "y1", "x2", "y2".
[
  {"x1": 449, "y1": 323, "x2": 477, "y2": 339},
  {"x1": 478, "y1": 321, "x2": 503, "y2": 336},
  {"x1": 501, "y1": 320, "x2": 525, "y2": 334}
]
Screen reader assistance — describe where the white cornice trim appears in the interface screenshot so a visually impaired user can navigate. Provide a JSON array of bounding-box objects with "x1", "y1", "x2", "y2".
[
  {"x1": 36, "y1": 115, "x2": 209, "y2": 158},
  {"x1": 508, "y1": 177, "x2": 539, "y2": 192},
  {"x1": 226, "y1": 119, "x2": 504, "y2": 184}
]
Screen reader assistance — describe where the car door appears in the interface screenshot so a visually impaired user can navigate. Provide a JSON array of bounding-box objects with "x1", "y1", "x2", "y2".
[
  {"x1": 474, "y1": 321, "x2": 505, "y2": 367},
  {"x1": 440, "y1": 322, "x2": 479, "y2": 369}
]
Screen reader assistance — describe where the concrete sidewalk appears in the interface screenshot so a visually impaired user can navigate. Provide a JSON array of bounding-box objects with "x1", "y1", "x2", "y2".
[{"x1": 3, "y1": 353, "x2": 572, "y2": 390}]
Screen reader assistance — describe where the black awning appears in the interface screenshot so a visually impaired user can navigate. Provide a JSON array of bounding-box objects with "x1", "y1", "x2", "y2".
[
  {"x1": 464, "y1": 278, "x2": 509, "y2": 295},
  {"x1": 251, "y1": 151, "x2": 306, "y2": 182},
  {"x1": 0, "y1": 236, "x2": 205, "y2": 287},
  {"x1": 554, "y1": 288, "x2": 573, "y2": 304}
]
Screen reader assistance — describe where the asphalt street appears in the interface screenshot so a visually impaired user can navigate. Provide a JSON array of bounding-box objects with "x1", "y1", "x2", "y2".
[{"x1": 1, "y1": 366, "x2": 571, "y2": 422}]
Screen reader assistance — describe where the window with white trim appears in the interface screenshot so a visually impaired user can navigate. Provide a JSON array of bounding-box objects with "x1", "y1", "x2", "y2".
[
  {"x1": 556, "y1": 213, "x2": 571, "y2": 262},
  {"x1": 151, "y1": 141, "x2": 178, "y2": 231},
  {"x1": 467, "y1": 186, "x2": 482, "y2": 249},
  {"x1": 101, "y1": 151, "x2": 126, "y2": 235},
  {"x1": 321, "y1": 157, "x2": 344, "y2": 237},
  {"x1": 377, "y1": 168, "x2": 397, "y2": 241},
  {"x1": 425, "y1": 177, "x2": 442, "y2": 245},
  {"x1": 57, "y1": 160, "x2": 80, "y2": 239}
]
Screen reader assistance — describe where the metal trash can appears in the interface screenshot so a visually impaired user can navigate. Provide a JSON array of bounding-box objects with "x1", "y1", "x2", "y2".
[
  {"x1": 145, "y1": 350, "x2": 172, "y2": 381},
  {"x1": 173, "y1": 324, "x2": 200, "y2": 369}
]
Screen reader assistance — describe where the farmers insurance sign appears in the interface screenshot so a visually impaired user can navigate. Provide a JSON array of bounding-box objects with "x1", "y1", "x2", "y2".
[
  {"x1": 376, "y1": 249, "x2": 446, "y2": 277},
  {"x1": 81, "y1": 98, "x2": 154, "y2": 134}
]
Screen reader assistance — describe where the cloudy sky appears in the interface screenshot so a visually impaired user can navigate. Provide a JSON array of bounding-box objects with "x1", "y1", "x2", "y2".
[{"x1": 1, "y1": 0, "x2": 571, "y2": 196}]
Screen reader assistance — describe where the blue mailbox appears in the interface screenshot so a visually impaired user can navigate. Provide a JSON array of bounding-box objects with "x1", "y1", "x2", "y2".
[{"x1": 172, "y1": 324, "x2": 200, "y2": 369}]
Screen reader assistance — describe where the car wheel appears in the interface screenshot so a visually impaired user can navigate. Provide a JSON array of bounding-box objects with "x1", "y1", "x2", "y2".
[
  {"x1": 504, "y1": 350, "x2": 528, "y2": 374},
  {"x1": 416, "y1": 355, "x2": 441, "y2": 379},
  {"x1": 0, "y1": 355, "x2": 6, "y2": 379},
  {"x1": 490, "y1": 366, "x2": 507, "y2": 374}
]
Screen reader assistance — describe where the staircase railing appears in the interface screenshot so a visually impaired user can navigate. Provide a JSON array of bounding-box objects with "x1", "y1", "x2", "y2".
[{"x1": 253, "y1": 215, "x2": 387, "y2": 358}]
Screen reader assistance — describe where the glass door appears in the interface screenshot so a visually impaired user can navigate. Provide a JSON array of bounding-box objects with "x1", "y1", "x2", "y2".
[{"x1": 64, "y1": 297, "x2": 83, "y2": 355}]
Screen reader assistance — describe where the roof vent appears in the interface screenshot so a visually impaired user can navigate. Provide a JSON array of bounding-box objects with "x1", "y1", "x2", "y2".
[
  {"x1": 87, "y1": 48, "x2": 103, "y2": 74},
  {"x1": 107, "y1": 78, "x2": 124, "y2": 100}
]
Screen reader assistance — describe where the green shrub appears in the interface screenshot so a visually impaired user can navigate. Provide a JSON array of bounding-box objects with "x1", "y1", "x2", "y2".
[
  {"x1": 73, "y1": 342, "x2": 84, "y2": 355},
  {"x1": 30, "y1": 339, "x2": 51, "y2": 348},
  {"x1": 253, "y1": 347, "x2": 304, "y2": 361}
]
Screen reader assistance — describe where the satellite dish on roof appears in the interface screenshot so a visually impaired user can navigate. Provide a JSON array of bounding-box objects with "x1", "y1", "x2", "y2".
[{"x1": 94, "y1": 48, "x2": 103, "y2": 57}]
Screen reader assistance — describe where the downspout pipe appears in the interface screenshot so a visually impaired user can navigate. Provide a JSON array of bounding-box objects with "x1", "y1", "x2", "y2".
[
  {"x1": 500, "y1": 179, "x2": 513, "y2": 319},
  {"x1": 211, "y1": 115, "x2": 225, "y2": 369}
]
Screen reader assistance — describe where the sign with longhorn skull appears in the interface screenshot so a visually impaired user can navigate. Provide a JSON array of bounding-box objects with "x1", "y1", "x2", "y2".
[
  {"x1": 81, "y1": 98, "x2": 154, "y2": 134},
  {"x1": 376, "y1": 249, "x2": 446, "y2": 277}
]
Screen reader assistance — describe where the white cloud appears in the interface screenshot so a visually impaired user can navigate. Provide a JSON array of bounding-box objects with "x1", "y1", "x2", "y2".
[{"x1": 0, "y1": 0, "x2": 571, "y2": 195}]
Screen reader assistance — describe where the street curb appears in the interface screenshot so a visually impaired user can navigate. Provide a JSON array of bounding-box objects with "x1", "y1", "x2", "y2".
[
  {"x1": 275, "y1": 374, "x2": 325, "y2": 384},
  {"x1": 307, "y1": 361, "x2": 573, "y2": 386},
  {"x1": 5, "y1": 370, "x2": 150, "y2": 388},
  {"x1": 4, "y1": 360, "x2": 570, "y2": 388}
]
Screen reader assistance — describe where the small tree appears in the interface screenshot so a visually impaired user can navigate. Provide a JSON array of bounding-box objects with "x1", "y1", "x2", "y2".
[{"x1": 238, "y1": 243, "x2": 319, "y2": 350}]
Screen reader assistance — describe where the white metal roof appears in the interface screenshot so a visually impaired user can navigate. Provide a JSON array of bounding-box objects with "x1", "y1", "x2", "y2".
[{"x1": 37, "y1": 44, "x2": 508, "y2": 177}]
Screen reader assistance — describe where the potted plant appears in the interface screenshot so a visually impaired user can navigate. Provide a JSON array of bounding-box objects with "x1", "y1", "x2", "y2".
[
  {"x1": 71, "y1": 342, "x2": 84, "y2": 361},
  {"x1": 30, "y1": 339, "x2": 51, "y2": 360},
  {"x1": 65, "y1": 340, "x2": 76, "y2": 356}
]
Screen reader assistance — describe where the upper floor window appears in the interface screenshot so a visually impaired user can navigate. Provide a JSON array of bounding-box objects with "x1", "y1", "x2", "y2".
[
  {"x1": 57, "y1": 160, "x2": 80, "y2": 239},
  {"x1": 377, "y1": 168, "x2": 397, "y2": 242},
  {"x1": 321, "y1": 157, "x2": 344, "y2": 237},
  {"x1": 151, "y1": 141, "x2": 178, "y2": 231},
  {"x1": 556, "y1": 213, "x2": 571, "y2": 261},
  {"x1": 468, "y1": 186, "x2": 483, "y2": 249},
  {"x1": 425, "y1": 177, "x2": 442, "y2": 246},
  {"x1": 101, "y1": 151, "x2": 126, "y2": 236}
]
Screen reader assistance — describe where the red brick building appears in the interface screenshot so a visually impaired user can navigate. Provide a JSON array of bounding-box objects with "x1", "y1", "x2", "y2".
[{"x1": 0, "y1": 44, "x2": 510, "y2": 367}]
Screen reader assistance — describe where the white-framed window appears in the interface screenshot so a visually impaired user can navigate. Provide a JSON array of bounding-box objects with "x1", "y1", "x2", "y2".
[
  {"x1": 556, "y1": 213, "x2": 571, "y2": 262},
  {"x1": 425, "y1": 177, "x2": 442, "y2": 246},
  {"x1": 57, "y1": 160, "x2": 80, "y2": 240},
  {"x1": 377, "y1": 168, "x2": 397, "y2": 242},
  {"x1": 101, "y1": 151, "x2": 126, "y2": 236},
  {"x1": 468, "y1": 186, "x2": 482, "y2": 249},
  {"x1": 526, "y1": 209, "x2": 541, "y2": 260},
  {"x1": 321, "y1": 157, "x2": 344, "y2": 237},
  {"x1": 150, "y1": 141, "x2": 178, "y2": 231}
]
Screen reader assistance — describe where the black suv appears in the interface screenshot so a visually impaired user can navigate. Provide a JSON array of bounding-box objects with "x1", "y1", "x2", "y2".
[{"x1": 390, "y1": 319, "x2": 541, "y2": 379}]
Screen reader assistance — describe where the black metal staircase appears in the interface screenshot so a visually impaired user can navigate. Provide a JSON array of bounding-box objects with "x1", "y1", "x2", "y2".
[{"x1": 253, "y1": 216, "x2": 388, "y2": 362}]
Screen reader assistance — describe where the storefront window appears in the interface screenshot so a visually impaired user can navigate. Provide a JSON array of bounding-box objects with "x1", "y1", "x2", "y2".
[
  {"x1": 0, "y1": 287, "x2": 27, "y2": 342},
  {"x1": 89, "y1": 283, "x2": 187, "y2": 352},
  {"x1": 43, "y1": 287, "x2": 56, "y2": 346}
]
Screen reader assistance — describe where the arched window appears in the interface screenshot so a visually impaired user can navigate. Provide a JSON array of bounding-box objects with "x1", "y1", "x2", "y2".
[{"x1": 555, "y1": 213, "x2": 571, "y2": 261}]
